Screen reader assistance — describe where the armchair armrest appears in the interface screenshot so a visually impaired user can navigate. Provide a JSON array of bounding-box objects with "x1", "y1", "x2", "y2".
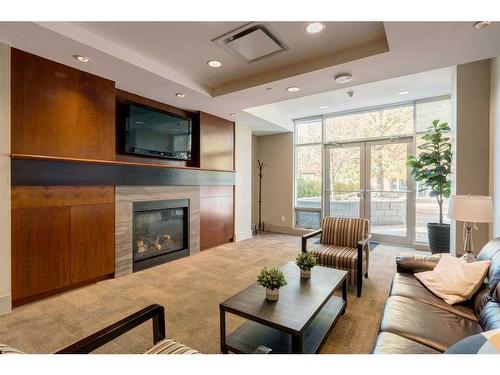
[
  {"x1": 396, "y1": 253, "x2": 441, "y2": 274},
  {"x1": 56, "y1": 304, "x2": 166, "y2": 354},
  {"x1": 302, "y1": 229, "x2": 322, "y2": 252},
  {"x1": 358, "y1": 234, "x2": 372, "y2": 247}
]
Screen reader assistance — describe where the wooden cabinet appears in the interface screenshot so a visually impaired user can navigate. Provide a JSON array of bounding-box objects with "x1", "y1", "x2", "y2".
[
  {"x1": 11, "y1": 186, "x2": 115, "y2": 305},
  {"x1": 200, "y1": 186, "x2": 234, "y2": 250},
  {"x1": 11, "y1": 49, "x2": 116, "y2": 161}
]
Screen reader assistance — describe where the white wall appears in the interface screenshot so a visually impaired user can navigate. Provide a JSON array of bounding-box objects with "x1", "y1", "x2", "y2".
[
  {"x1": 0, "y1": 43, "x2": 11, "y2": 316},
  {"x1": 234, "y1": 123, "x2": 253, "y2": 241},
  {"x1": 490, "y1": 56, "x2": 500, "y2": 237}
]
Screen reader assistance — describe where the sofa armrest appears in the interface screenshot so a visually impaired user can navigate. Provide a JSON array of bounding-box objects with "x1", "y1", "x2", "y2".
[
  {"x1": 396, "y1": 253, "x2": 441, "y2": 274},
  {"x1": 253, "y1": 345, "x2": 272, "y2": 354},
  {"x1": 301, "y1": 229, "x2": 322, "y2": 252}
]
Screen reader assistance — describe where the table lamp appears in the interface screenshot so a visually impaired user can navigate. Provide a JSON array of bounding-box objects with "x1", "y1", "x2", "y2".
[{"x1": 447, "y1": 195, "x2": 493, "y2": 262}]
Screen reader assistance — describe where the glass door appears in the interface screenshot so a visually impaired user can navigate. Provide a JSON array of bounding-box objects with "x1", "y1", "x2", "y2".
[
  {"x1": 324, "y1": 138, "x2": 414, "y2": 246},
  {"x1": 366, "y1": 138, "x2": 413, "y2": 245},
  {"x1": 324, "y1": 142, "x2": 365, "y2": 220}
]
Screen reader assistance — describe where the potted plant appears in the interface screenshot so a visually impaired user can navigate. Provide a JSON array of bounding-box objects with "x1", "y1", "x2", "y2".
[
  {"x1": 295, "y1": 252, "x2": 317, "y2": 279},
  {"x1": 407, "y1": 119, "x2": 452, "y2": 254},
  {"x1": 257, "y1": 267, "x2": 287, "y2": 301}
]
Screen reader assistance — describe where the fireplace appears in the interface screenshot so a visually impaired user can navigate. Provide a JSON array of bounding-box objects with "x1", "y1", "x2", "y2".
[{"x1": 132, "y1": 199, "x2": 189, "y2": 272}]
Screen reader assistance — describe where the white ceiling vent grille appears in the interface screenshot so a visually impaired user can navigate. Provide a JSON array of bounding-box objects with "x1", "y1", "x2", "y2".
[{"x1": 213, "y1": 23, "x2": 287, "y2": 63}]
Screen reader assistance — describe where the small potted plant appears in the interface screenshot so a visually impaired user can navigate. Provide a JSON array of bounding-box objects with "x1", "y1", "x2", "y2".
[
  {"x1": 257, "y1": 267, "x2": 287, "y2": 301},
  {"x1": 295, "y1": 252, "x2": 317, "y2": 279}
]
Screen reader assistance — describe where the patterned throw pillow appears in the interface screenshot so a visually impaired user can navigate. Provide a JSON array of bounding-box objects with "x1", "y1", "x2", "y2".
[{"x1": 445, "y1": 329, "x2": 500, "y2": 354}]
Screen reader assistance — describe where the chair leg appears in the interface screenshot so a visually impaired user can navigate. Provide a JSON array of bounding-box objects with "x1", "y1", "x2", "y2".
[
  {"x1": 357, "y1": 244, "x2": 363, "y2": 297},
  {"x1": 365, "y1": 272, "x2": 368, "y2": 278},
  {"x1": 357, "y1": 272, "x2": 362, "y2": 297}
]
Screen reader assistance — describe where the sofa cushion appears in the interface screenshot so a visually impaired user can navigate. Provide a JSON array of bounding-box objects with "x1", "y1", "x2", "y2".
[
  {"x1": 390, "y1": 273, "x2": 477, "y2": 321},
  {"x1": 380, "y1": 296, "x2": 483, "y2": 352},
  {"x1": 445, "y1": 328, "x2": 500, "y2": 354},
  {"x1": 144, "y1": 339, "x2": 199, "y2": 354},
  {"x1": 372, "y1": 332, "x2": 439, "y2": 354},
  {"x1": 478, "y1": 301, "x2": 500, "y2": 331},
  {"x1": 477, "y1": 238, "x2": 500, "y2": 295},
  {"x1": 414, "y1": 255, "x2": 490, "y2": 305}
]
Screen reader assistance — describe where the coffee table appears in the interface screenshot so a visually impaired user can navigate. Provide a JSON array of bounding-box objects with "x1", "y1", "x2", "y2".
[{"x1": 219, "y1": 262, "x2": 347, "y2": 354}]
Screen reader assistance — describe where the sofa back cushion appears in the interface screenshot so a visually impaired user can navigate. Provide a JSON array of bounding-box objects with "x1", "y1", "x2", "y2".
[
  {"x1": 320, "y1": 217, "x2": 369, "y2": 248},
  {"x1": 476, "y1": 238, "x2": 500, "y2": 330},
  {"x1": 477, "y1": 238, "x2": 500, "y2": 295}
]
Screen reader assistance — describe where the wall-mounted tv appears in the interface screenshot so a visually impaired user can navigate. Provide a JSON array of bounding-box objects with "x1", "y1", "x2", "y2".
[{"x1": 125, "y1": 102, "x2": 192, "y2": 161}]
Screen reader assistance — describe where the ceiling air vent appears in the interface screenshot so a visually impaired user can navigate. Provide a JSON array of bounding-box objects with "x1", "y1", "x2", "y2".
[{"x1": 212, "y1": 23, "x2": 287, "y2": 63}]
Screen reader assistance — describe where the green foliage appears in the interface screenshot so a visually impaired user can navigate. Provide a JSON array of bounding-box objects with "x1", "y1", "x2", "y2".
[
  {"x1": 297, "y1": 178, "x2": 321, "y2": 198},
  {"x1": 257, "y1": 267, "x2": 287, "y2": 290},
  {"x1": 407, "y1": 119, "x2": 451, "y2": 224},
  {"x1": 295, "y1": 252, "x2": 317, "y2": 271}
]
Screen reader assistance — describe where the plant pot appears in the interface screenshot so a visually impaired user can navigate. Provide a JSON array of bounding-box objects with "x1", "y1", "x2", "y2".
[
  {"x1": 427, "y1": 223, "x2": 450, "y2": 254},
  {"x1": 300, "y1": 269, "x2": 311, "y2": 279},
  {"x1": 266, "y1": 287, "x2": 279, "y2": 301}
]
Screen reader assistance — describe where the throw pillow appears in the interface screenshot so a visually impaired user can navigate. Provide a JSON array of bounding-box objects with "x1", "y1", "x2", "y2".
[
  {"x1": 415, "y1": 254, "x2": 490, "y2": 305},
  {"x1": 445, "y1": 329, "x2": 500, "y2": 354}
]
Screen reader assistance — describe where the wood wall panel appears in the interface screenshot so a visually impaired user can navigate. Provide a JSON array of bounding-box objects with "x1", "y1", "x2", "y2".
[
  {"x1": 199, "y1": 112, "x2": 234, "y2": 171},
  {"x1": 12, "y1": 206, "x2": 71, "y2": 302},
  {"x1": 11, "y1": 49, "x2": 115, "y2": 160},
  {"x1": 200, "y1": 185, "x2": 234, "y2": 250},
  {"x1": 71, "y1": 204, "x2": 115, "y2": 284},
  {"x1": 12, "y1": 186, "x2": 114, "y2": 208}
]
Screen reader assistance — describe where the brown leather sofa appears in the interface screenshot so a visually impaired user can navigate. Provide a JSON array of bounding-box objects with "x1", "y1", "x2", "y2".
[{"x1": 373, "y1": 238, "x2": 500, "y2": 353}]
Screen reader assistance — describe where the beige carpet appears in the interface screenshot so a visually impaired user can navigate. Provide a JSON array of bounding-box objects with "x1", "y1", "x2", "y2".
[{"x1": 0, "y1": 234, "x2": 421, "y2": 354}]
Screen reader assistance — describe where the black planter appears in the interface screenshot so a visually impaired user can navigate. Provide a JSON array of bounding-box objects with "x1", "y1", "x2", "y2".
[{"x1": 427, "y1": 223, "x2": 450, "y2": 254}]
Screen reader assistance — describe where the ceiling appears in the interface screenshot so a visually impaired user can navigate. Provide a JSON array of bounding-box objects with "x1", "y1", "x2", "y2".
[
  {"x1": 0, "y1": 22, "x2": 499, "y2": 135},
  {"x1": 244, "y1": 66, "x2": 453, "y2": 130}
]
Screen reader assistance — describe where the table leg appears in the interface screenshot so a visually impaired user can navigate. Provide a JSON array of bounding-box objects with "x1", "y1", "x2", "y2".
[
  {"x1": 220, "y1": 306, "x2": 228, "y2": 354},
  {"x1": 341, "y1": 278, "x2": 347, "y2": 314},
  {"x1": 291, "y1": 333, "x2": 304, "y2": 353}
]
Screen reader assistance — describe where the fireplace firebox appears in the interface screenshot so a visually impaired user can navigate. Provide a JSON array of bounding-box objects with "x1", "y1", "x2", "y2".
[{"x1": 132, "y1": 199, "x2": 189, "y2": 272}]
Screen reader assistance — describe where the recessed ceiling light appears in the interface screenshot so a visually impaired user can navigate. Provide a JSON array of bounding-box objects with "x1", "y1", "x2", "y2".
[
  {"x1": 287, "y1": 86, "x2": 300, "y2": 92},
  {"x1": 175, "y1": 93, "x2": 185, "y2": 98},
  {"x1": 398, "y1": 90, "x2": 410, "y2": 95},
  {"x1": 334, "y1": 73, "x2": 352, "y2": 84},
  {"x1": 207, "y1": 60, "x2": 222, "y2": 68},
  {"x1": 347, "y1": 91, "x2": 355, "y2": 98},
  {"x1": 74, "y1": 55, "x2": 91, "y2": 63},
  {"x1": 229, "y1": 113, "x2": 236, "y2": 117},
  {"x1": 473, "y1": 21, "x2": 491, "y2": 29},
  {"x1": 319, "y1": 106, "x2": 328, "y2": 109},
  {"x1": 306, "y1": 22, "x2": 325, "y2": 34}
]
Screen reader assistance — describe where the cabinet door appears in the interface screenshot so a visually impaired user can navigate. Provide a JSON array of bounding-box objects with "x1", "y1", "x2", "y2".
[
  {"x1": 200, "y1": 186, "x2": 234, "y2": 250},
  {"x1": 12, "y1": 207, "x2": 71, "y2": 302},
  {"x1": 70, "y1": 204, "x2": 115, "y2": 283}
]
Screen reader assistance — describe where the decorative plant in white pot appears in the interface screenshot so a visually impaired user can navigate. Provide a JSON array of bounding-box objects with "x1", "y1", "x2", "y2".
[
  {"x1": 257, "y1": 267, "x2": 287, "y2": 301},
  {"x1": 295, "y1": 252, "x2": 317, "y2": 279}
]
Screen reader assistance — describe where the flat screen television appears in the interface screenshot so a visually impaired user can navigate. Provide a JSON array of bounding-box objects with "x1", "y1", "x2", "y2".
[{"x1": 125, "y1": 102, "x2": 192, "y2": 161}]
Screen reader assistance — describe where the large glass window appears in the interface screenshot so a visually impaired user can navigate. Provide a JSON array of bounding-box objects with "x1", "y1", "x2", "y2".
[
  {"x1": 324, "y1": 105, "x2": 413, "y2": 142},
  {"x1": 294, "y1": 96, "x2": 452, "y2": 246}
]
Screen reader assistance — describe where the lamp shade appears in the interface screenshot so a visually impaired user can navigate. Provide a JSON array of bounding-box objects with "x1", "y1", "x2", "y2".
[{"x1": 447, "y1": 195, "x2": 493, "y2": 223}]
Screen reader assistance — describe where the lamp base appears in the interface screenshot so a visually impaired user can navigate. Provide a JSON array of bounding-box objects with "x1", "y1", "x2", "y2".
[{"x1": 460, "y1": 251, "x2": 476, "y2": 263}]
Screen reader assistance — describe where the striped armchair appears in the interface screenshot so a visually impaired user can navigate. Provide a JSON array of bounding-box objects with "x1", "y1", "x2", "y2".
[{"x1": 302, "y1": 217, "x2": 371, "y2": 297}]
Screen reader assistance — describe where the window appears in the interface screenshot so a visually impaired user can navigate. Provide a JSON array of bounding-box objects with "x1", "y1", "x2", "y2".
[
  {"x1": 294, "y1": 118, "x2": 322, "y2": 229},
  {"x1": 324, "y1": 105, "x2": 413, "y2": 142}
]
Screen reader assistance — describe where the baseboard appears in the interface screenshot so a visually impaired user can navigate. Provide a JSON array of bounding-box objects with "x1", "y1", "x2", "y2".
[
  {"x1": 264, "y1": 224, "x2": 311, "y2": 236},
  {"x1": 235, "y1": 229, "x2": 253, "y2": 242},
  {"x1": 0, "y1": 293, "x2": 12, "y2": 316}
]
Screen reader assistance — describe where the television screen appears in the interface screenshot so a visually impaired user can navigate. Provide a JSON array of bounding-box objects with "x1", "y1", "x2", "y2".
[{"x1": 125, "y1": 102, "x2": 192, "y2": 161}]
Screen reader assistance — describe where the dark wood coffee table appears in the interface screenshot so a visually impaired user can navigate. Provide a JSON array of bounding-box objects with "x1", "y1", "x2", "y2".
[{"x1": 219, "y1": 262, "x2": 347, "y2": 354}]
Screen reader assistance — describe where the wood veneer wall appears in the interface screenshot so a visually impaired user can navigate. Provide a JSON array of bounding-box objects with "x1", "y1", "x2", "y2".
[{"x1": 10, "y1": 49, "x2": 236, "y2": 304}]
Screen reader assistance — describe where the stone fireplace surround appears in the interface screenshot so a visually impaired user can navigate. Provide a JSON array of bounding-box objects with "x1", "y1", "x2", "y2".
[{"x1": 115, "y1": 186, "x2": 200, "y2": 277}]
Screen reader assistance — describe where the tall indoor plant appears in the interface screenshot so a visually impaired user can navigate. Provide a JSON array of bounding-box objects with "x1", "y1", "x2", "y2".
[{"x1": 407, "y1": 120, "x2": 452, "y2": 253}]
